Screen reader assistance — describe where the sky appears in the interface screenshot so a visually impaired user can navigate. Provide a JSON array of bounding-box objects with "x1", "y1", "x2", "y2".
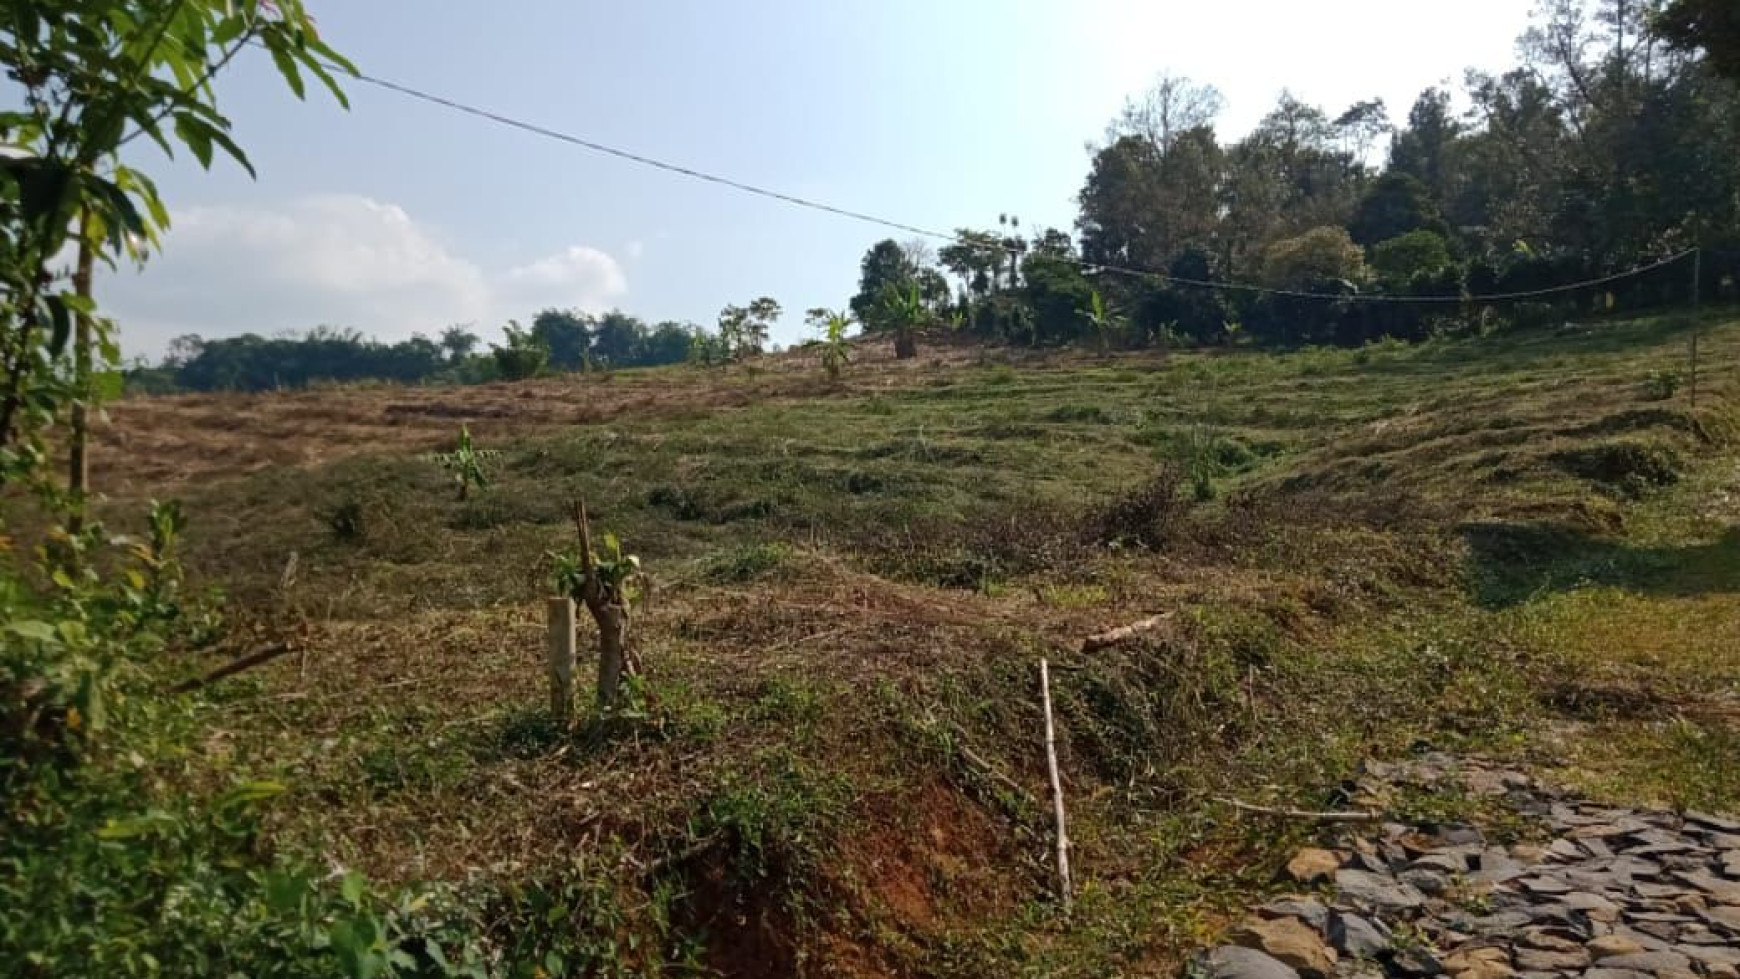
[{"x1": 98, "y1": 0, "x2": 1542, "y2": 356}]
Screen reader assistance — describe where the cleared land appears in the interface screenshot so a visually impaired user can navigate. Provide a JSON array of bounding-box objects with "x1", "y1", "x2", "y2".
[{"x1": 99, "y1": 312, "x2": 1739, "y2": 977}]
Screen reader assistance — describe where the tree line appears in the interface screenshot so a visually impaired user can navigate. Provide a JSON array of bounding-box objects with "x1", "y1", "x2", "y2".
[
  {"x1": 846, "y1": 0, "x2": 1740, "y2": 354},
  {"x1": 126, "y1": 307, "x2": 749, "y2": 393}
]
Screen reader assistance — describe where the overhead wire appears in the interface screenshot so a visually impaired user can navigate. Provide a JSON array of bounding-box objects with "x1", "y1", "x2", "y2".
[{"x1": 341, "y1": 66, "x2": 1697, "y2": 306}]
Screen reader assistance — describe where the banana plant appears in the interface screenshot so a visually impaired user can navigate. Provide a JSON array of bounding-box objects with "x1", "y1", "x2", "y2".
[
  {"x1": 427, "y1": 425, "x2": 499, "y2": 501},
  {"x1": 880, "y1": 283, "x2": 928, "y2": 360},
  {"x1": 1081, "y1": 289, "x2": 1124, "y2": 355},
  {"x1": 817, "y1": 309, "x2": 853, "y2": 381}
]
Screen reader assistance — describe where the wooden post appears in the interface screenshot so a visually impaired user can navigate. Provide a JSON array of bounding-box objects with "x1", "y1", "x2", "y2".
[
  {"x1": 1040, "y1": 658, "x2": 1072, "y2": 913},
  {"x1": 547, "y1": 596, "x2": 577, "y2": 722}
]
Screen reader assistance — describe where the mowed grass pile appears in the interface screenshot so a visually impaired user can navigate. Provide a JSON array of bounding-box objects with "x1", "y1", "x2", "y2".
[{"x1": 114, "y1": 310, "x2": 1740, "y2": 977}]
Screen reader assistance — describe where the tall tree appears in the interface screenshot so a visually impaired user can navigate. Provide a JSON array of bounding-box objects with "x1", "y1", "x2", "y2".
[
  {"x1": 849, "y1": 240, "x2": 916, "y2": 321},
  {"x1": 1106, "y1": 73, "x2": 1225, "y2": 151},
  {"x1": 1657, "y1": 0, "x2": 1740, "y2": 80},
  {"x1": 531, "y1": 308, "x2": 593, "y2": 370}
]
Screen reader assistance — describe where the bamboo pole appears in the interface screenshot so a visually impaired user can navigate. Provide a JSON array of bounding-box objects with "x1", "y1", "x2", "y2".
[{"x1": 1040, "y1": 657, "x2": 1072, "y2": 913}]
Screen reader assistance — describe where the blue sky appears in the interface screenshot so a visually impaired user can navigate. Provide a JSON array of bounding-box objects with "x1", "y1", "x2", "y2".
[{"x1": 101, "y1": 0, "x2": 1538, "y2": 355}]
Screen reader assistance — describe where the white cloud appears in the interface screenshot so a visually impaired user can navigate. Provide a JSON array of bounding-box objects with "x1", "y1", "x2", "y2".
[
  {"x1": 98, "y1": 193, "x2": 626, "y2": 355},
  {"x1": 625, "y1": 239, "x2": 645, "y2": 260},
  {"x1": 500, "y1": 245, "x2": 628, "y2": 314}
]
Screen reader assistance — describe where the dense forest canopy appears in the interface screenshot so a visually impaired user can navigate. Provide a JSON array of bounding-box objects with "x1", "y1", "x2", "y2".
[{"x1": 132, "y1": 0, "x2": 1740, "y2": 392}]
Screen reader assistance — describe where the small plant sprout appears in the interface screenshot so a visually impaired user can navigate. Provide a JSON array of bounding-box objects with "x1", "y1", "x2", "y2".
[{"x1": 427, "y1": 425, "x2": 500, "y2": 501}]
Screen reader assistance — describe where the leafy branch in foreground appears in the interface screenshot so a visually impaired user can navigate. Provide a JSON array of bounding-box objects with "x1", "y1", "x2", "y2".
[{"x1": 0, "y1": 0, "x2": 354, "y2": 488}]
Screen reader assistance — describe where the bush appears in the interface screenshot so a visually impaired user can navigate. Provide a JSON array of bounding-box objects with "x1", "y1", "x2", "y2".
[
  {"x1": 1642, "y1": 370, "x2": 1683, "y2": 402},
  {"x1": 1551, "y1": 441, "x2": 1683, "y2": 498},
  {"x1": 699, "y1": 542, "x2": 790, "y2": 583},
  {"x1": 1091, "y1": 469, "x2": 1192, "y2": 549}
]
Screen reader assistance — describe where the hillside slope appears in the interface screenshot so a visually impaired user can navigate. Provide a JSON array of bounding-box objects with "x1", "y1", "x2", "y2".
[{"x1": 102, "y1": 312, "x2": 1739, "y2": 977}]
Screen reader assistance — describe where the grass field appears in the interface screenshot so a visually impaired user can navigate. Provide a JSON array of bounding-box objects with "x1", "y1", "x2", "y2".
[{"x1": 99, "y1": 311, "x2": 1740, "y2": 977}]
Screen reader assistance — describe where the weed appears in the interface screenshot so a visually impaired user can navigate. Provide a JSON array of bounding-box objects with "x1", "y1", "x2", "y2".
[
  {"x1": 1550, "y1": 441, "x2": 1682, "y2": 498},
  {"x1": 699, "y1": 542, "x2": 790, "y2": 583},
  {"x1": 1092, "y1": 469, "x2": 1192, "y2": 550},
  {"x1": 1641, "y1": 369, "x2": 1682, "y2": 401},
  {"x1": 323, "y1": 497, "x2": 370, "y2": 542}
]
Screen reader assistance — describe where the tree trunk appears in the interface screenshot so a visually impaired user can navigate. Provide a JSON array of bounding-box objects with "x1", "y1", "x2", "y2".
[
  {"x1": 594, "y1": 603, "x2": 628, "y2": 710},
  {"x1": 68, "y1": 211, "x2": 94, "y2": 529},
  {"x1": 894, "y1": 327, "x2": 918, "y2": 360}
]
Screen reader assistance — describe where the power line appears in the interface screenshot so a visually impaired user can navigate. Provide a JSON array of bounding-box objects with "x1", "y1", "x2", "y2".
[{"x1": 346, "y1": 67, "x2": 1697, "y2": 306}]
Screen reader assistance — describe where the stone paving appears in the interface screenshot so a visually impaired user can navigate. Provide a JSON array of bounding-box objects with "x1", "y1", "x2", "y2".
[{"x1": 1194, "y1": 755, "x2": 1740, "y2": 979}]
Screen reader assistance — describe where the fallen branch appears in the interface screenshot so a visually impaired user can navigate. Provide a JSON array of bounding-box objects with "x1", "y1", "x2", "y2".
[
  {"x1": 1214, "y1": 796, "x2": 1385, "y2": 823},
  {"x1": 644, "y1": 831, "x2": 726, "y2": 877},
  {"x1": 1040, "y1": 658, "x2": 1072, "y2": 913},
  {"x1": 1081, "y1": 613, "x2": 1173, "y2": 653},
  {"x1": 944, "y1": 720, "x2": 1037, "y2": 807},
  {"x1": 171, "y1": 642, "x2": 294, "y2": 694}
]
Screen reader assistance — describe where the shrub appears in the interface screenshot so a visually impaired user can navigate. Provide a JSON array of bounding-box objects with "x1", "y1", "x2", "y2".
[
  {"x1": 1551, "y1": 441, "x2": 1683, "y2": 498},
  {"x1": 1642, "y1": 370, "x2": 1683, "y2": 402},
  {"x1": 1091, "y1": 469, "x2": 1192, "y2": 549},
  {"x1": 699, "y1": 542, "x2": 791, "y2": 584}
]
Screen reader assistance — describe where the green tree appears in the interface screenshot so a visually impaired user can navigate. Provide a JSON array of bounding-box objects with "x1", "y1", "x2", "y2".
[
  {"x1": 849, "y1": 240, "x2": 916, "y2": 321},
  {"x1": 492, "y1": 321, "x2": 549, "y2": 380},
  {"x1": 1350, "y1": 173, "x2": 1447, "y2": 246},
  {"x1": 438, "y1": 325, "x2": 481, "y2": 363},
  {"x1": 590, "y1": 310, "x2": 646, "y2": 367},
  {"x1": 0, "y1": 0, "x2": 352, "y2": 484},
  {"x1": 716, "y1": 297, "x2": 780, "y2": 360},
  {"x1": 1370, "y1": 230, "x2": 1454, "y2": 282},
  {"x1": 1261, "y1": 226, "x2": 1369, "y2": 290},
  {"x1": 1657, "y1": 0, "x2": 1740, "y2": 80},
  {"x1": 530, "y1": 308, "x2": 593, "y2": 371},
  {"x1": 938, "y1": 230, "x2": 1005, "y2": 298}
]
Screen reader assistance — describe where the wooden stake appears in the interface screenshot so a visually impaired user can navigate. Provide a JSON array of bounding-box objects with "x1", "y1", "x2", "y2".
[
  {"x1": 547, "y1": 596, "x2": 577, "y2": 722},
  {"x1": 1040, "y1": 657, "x2": 1072, "y2": 913}
]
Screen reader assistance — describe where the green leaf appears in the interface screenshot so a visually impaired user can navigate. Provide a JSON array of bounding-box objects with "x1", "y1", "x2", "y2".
[
  {"x1": 172, "y1": 115, "x2": 214, "y2": 169},
  {"x1": 6, "y1": 620, "x2": 59, "y2": 642},
  {"x1": 219, "y1": 779, "x2": 287, "y2": 808},
  {"x1": 341, "y1": 870, "x2": 367, "y2": 907},
  {"x1": 44, "y1": 295, "x2": 71, "y2": 357},
  {"x1": 262, "y1": 870, "x2": 309, "y2": 913},
  {"x1": 92, "y1": 371, "x2": 125, "y2": 401},
  {"x1": 268, "y1": 42, "x2": 307, "y2": 100}
]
